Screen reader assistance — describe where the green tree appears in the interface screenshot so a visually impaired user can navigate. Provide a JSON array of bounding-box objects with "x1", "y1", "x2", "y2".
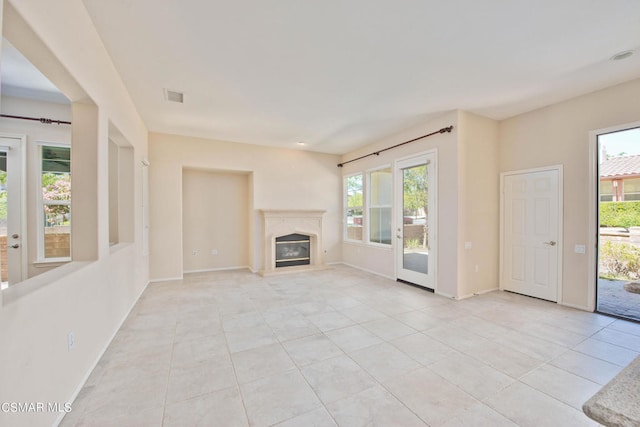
[
  {"x1": 403, "y1": 165, "x2": 427, "y2": 216},
  {"x1": 43, "y1": 173, "x2": 71, "y2": 225},
  {"x1": 346, "y1": 175, "x2": 363, "y2": 212}
]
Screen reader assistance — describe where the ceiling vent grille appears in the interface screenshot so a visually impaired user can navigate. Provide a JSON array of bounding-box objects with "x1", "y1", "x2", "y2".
[{"x1": 164, "y1": 89, "x2": 184, "y2": 103}]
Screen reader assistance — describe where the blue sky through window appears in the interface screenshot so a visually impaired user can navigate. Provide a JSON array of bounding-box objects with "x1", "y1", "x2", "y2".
[{"x1": 599, "y1": 127, "x2": 640, "y2": 158}]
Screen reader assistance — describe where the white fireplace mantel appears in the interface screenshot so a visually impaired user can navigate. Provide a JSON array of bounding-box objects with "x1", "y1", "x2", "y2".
[{"x1": 259, "y1": 209, "x2": 326, "y2": 276}]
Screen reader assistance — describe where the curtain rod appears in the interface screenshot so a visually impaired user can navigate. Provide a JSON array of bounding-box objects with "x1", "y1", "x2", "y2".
[
  {"x1": 337, "y1": 125, "x2": 453, "y2": 168},
  {"x1": 0, "y1": 114, "x2": 71, "y2": 125}
]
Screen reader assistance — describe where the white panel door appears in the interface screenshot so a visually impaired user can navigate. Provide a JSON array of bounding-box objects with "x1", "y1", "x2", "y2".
[{"x1": 502, "y1": 168, "x2": 560, "y2": 301}]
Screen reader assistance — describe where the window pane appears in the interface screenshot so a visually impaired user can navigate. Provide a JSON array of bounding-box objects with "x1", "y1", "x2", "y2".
[
  {"x1": 43, "y1": 204, "x2": 70, "y2": 258},
  {"x1": 369, "y1": 168, "x2": 392, "y2": 245},
  {"x1": 370, "y1": 207, "x2": 391, "y2": 244},
  {"x1": 600, "y1": 180, "x2": 613, "y2": 196},
  {"x1": 370, "y1": 168, "x2": 392, "y2": 206},
  {"x1": 42, "y1": 146, "x2": 71, "y2": 259},
  {"x1": 346, "y1": 174, "x2": 363, "y2": 241},
  {"x1": 42, "y1": 173, "x2": 71, "y2": 202},
  {"x1": 42, "y1": 146, "x2": 71, "y2": 173},
  {"x1": 624, "y1": 178, "x2": 640, "y2": 195}
]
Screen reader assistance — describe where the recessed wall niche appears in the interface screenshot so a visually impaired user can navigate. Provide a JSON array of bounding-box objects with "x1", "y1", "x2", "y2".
[{"x1": 108, "y1": 122, "x2": 134, "y2": 246}]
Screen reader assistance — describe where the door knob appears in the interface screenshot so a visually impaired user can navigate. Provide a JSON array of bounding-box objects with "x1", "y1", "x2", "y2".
[
  {"x1": 11, "y1": 234, "x2": 19, "y2": 239},
  {"x1": 9, "y1": 243, "x2": 19, "y2": 249},
  {"x1": 543, "y1": 241, "x2": 557, "y2": 246}
]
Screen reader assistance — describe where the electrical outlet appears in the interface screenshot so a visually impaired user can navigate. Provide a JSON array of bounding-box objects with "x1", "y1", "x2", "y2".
[
  {"x1": 67, "y1": 331, "x2": 74, "y2": 351},
  {"x1": 464, "y1": 242, "x2": 472, "y2": 250},
  {"x1": 575, "y1": 245, "x2": 586, "y2": 254},
  {"x1": 211, "y1": 249, "x2": 218, "y2": 256},
  {"x1": 192, "y1": 250, "x2": 199, "y2": 256}
]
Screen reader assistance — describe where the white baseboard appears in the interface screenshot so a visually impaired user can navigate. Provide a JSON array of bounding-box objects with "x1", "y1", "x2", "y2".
[
  {"x1": 149, "y1": 276, "x2": 183, "y2": 283},
  {"x1": 457, "y1": 288, "x2": 500, "y2": 300},
  {"x1": 435, "y1": 290, "x2": 456, "y2": 299},
  {"x1": 183, "y1": 266, "x2": 250, "y2": 274},
  {"x1": 339, "y1": 262, "x2": 395, "y2": 281},
  {"x1": 56, "y1": 279, "x2": 150, "y2": 426},
  {"x1": 476, "y1": 287, "x2": 500, "y2": 295},
  {"x1": 559, "y1": 301, "x2": 592, "y2": 312},
  {"x1": 457, "y1": 287, "x2": 500, "y2": 300}
]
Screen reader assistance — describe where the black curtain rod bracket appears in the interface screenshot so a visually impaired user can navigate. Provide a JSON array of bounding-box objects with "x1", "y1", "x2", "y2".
[
  {"x1": 337, "y1": 125, "x2": 453, "y2": 168},
  {"x1": 0, "y1": 114, "x2": 71, "y2": 125}
]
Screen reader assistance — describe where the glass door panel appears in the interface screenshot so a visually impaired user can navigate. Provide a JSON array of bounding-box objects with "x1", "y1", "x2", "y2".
[
  {"x1": 396, "y1": 153, "x2": 435, "y2": 289},
  {"x1": 402, "y1": 165, "x2": 428, "y2": 274}
]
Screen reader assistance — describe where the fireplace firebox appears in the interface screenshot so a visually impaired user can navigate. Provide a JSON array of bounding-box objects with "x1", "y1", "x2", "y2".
[{"x1": 275, "y1": 234, "x2": 311, "y2": 268}]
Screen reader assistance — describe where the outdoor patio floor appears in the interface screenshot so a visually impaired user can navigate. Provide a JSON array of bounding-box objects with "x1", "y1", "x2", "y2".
[{"x1": 597, "y1": 279, "x2": 640, "y2": 322}]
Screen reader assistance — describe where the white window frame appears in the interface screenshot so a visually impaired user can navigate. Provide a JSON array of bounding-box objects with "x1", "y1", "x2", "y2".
[
  {"x1": 344, "y1": 172, "x2": 364, "y2": 242},
  {"x1": 366, "y1": 164, "x2": 393, "y2": 247},
  {"x1": 37, "y1": 142, "x2": 71, "y2": 263}
]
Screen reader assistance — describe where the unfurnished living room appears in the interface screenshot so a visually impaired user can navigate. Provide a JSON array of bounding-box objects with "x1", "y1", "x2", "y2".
[{"x1": 1, "y1": 1, "x2": 640, "y2": 426}]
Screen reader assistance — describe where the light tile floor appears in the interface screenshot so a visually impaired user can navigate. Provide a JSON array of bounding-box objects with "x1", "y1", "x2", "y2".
[{"x1": 60, "y1": 265, "x2": 640, "y2": 427}]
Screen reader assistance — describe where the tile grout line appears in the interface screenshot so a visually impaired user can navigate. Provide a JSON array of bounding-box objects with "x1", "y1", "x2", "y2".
[
  {"x1": 159, "y1": 314, "x2": 179, "y2": 426},
  {"x1": 224, "y1": 289, "x2": 263, "y2": 426}
]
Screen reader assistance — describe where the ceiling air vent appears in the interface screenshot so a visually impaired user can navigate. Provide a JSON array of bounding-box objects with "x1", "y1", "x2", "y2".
[{"x1": 164, "y1": 89, "x2": 184, "y2": 103}]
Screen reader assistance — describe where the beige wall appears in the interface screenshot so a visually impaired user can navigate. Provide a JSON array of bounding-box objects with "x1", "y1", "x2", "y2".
[
  {"x1": 499, "y1": 77, "x2": 640, "y2": 310},
  {"x1": 149, "y1": 132, "x2": 342, "y2": 280},
  {"x1": 340, "y1": 111, "x2": 462, "y2": 298},
  {"x1": 0, "y1": 1, "x2": 148, "y2": 426},
  {"x1": 340, "y1": 110, "x2": 501, "y2": 299},
  {"x1": 182, "y1": 169, "x2": 250, "y2": 271},
  {"x1": 457, "y1": 111, "x2": 500, "y2": 298}
]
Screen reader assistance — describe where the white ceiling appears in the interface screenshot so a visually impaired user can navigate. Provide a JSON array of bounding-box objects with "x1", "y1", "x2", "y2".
[
  {"x1": 0, "y1": 38, "x2": 69, "y2": 104},
  {"x1": 15, "y1": 1, "x2": 640, "y2": 154}
]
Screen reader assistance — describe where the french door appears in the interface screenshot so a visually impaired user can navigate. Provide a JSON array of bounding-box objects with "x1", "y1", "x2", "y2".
[
  {"x1": 0, "y1": 136, "x2": 25, "y2": 288},
  {"x1": 395, "y1": 153, "x2": 436, "y2": 290}
]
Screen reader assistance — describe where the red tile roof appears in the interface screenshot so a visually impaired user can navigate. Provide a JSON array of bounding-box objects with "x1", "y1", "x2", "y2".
[{"x1": 600, "y1": 155, "x2": 640, "y2": 178}]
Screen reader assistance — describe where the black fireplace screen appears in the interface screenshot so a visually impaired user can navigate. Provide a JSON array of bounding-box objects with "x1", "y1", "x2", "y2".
[{"x1": 275, "y1": 233, "x2": 311, "y2": 268}]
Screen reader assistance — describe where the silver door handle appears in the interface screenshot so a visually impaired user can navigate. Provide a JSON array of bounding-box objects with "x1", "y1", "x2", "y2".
[
  {"x1": 9, "y1": 243, "x2": 19, "y2": 249},
  {"x1": 543, "y1": 241, "x2": 556, "y2": 246}
]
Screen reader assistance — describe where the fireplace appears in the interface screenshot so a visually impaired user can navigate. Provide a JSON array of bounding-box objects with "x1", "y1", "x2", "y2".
[
  {"x1": 259, "y1": 209, "x2": 325, "y2": 275},
  {"x1": 275, "y1": 234, "x2": 310, "y2": 268}
]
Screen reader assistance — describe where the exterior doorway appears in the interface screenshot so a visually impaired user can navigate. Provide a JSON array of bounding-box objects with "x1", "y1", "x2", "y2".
[
  {"x1": 596, "y1": 126, "x2": 640, "y2": 321},
  {"x1": 395, "y1": 152, "x2": 436, "y2": 290}
]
